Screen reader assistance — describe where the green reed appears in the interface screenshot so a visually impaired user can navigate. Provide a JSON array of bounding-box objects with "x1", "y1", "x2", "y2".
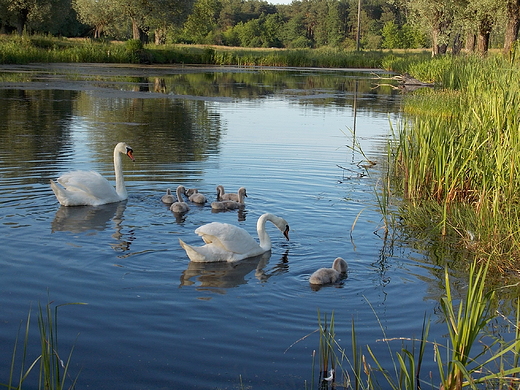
[
  {"x1": 311, "y1": 262, "x2": 520, "y2": 390},
  {"x1": 390, "y1": 53, "x2": 520, "y2": 271},
  {"x1": 2, "y1": 300, "x2": 85, "y2": 390}
]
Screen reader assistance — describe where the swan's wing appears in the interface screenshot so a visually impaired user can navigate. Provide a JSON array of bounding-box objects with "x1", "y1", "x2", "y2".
[
  {"x1": 57, "y1": 171, "x2": 118, "y2": 200},
  {"x1": 195, "y1": 222, "x2": 260, "y2": 254},
  {"x1": 179, "y1": 239, "x2": 237, "y2": 262}
]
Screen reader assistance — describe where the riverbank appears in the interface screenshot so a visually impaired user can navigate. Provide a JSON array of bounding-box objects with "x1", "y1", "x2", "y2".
[
  {"x1": 387, "y1": 52, "x2": 520, "y2": 281},
  {"x1": 0, "y1": 34, "x2": 429, "y2": 69}
]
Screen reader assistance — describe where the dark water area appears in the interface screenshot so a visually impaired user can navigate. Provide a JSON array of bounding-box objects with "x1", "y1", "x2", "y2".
[{"x1": 0, "y1": 64, "x2": 453, "y2": 389}]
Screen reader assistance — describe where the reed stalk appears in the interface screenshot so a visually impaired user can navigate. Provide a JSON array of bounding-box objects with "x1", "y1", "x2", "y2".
[
  {"x1": 1, "y1": 300, "x2": 85, "y2": 390},
  {"x1": 310, "y1": 263, "x2": 520, "y2": 390}
]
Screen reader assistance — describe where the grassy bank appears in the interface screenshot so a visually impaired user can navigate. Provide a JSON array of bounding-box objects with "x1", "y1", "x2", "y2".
[
  {"x1": 386, "y1": 52, "x2": 520, "y2": 277},
  {"x1": 0, "y1": 34, "x2": 430, "y2": 68}
]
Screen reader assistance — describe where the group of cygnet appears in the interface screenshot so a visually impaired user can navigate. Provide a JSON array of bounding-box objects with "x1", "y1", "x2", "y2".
[{"x1": 161, "y1": 185, "x2": 247, "y2": 213}]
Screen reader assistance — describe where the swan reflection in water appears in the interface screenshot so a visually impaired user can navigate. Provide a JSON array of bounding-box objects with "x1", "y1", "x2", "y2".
[
  {"x1": 51, "y1": 201, "x2": 133, "y2": 251},
  {"x1": 211, "y1": 207, "x2": 247, "y2": 221},
  {"x1": 179, "y1": 250, "x2": 289, "y2": 291}
]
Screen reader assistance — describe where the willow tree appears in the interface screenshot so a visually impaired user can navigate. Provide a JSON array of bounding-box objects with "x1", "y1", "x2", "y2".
[
  {"x1": 390, "y1": 0, "x2": 462, "y2": 55},
  {"x1": 463, "y1": 0, "x2": 505, "y2": 55},
  {"x1": 503, "y1": 0, "x2": 520, "y2": 53},
  {"x1": 73, "y1": 0, "x2": 120, "y2": 38},
  {"x1": 2, "y1": 0, "x2": 53, "y2": 34}
]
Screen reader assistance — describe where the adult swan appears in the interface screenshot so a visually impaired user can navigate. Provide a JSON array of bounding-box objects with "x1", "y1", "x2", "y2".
[
  {"x1": 179, "y1": 213, "x2": 290, "y2": 262},
  {"x1": 50, "y1": 142, "x2": 135, "y2": 206}
]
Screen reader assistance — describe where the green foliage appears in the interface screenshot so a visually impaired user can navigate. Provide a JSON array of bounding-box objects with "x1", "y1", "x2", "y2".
[
  {"x1": 312, "y1": 262, "x2": 520, "y2": 390},
  {"x1": 382, "y1": 21, "x2": 401, "y2": 49},
  {"x1": 389, "y1": 53, "x2": 520, "y2": 270},
  {"x1": 382, "y1": 21, "x2": 427, "y2": 49},
  {"x1": 1, "y1": 300, "x2": 86, "y2": 390}
]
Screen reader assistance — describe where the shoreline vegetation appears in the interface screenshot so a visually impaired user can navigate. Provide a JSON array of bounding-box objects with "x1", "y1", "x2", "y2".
[{"x1": 0, "y1": 34, "x2": 430, "y2": 68}]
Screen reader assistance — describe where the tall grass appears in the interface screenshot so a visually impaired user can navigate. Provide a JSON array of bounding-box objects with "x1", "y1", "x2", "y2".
[
  {"x1": 0, "y1": 33, "x2": 430, "y2": 67},
  {"x1": 389, "y1": 53, "x2": 520, "y2": 273},
  {"x1": 312, "y1": 262, "x2": 520, "y2": 390},
  {"x1": 2, "y1": 301, "x2": 85, "y2": 390}
]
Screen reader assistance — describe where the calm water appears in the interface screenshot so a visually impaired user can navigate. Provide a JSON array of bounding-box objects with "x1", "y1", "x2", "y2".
[{"x1": 0, "y1": 64, "x2": 446, "y2": 389}]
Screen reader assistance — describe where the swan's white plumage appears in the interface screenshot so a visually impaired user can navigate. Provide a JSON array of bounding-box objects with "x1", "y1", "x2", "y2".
[
  {"x1": 170, "y1": 185, "x2": 190, "y2": 213},
  {"x1": 179, "y1": 213, "x2": 290, "y2": 262},
  {"x1": 161, "y1": 188, "x2": 175, "y2": 204},
  {"x1": 50, "y1": 142, "x2": 134, "y2": 207},
  {"x1": 309, "y1": 257, "x2": 348, "y2": 285},
  {"x1": 211, "y1": 187, "x2": 247, "y2": 210}
]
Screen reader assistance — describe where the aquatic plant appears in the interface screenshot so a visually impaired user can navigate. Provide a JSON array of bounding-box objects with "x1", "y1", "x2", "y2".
[
  {"x1": 309, "y1": 262, "x2": 520, "y2": 390},
  {"x1": 388, "y1": 53, "x2": 520, "y2": 274},
  {"x1": 2, "y1": 300, "x2": 85, "y2": 390}
]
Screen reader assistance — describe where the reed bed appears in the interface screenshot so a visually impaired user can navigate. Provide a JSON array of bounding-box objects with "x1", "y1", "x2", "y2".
[
  {"x1": 389, "y1": 53, "x2": 520, "y2": 274},
  {"x1": 312, "y1": 262, "x2": 520, "y2": 390}
]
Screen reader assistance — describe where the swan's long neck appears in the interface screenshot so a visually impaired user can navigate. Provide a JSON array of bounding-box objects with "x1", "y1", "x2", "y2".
[
  {"x1": 176, "y1": 186, "x2": 185, "y2": 202},
  {"x1": 257, "y1": 214, "x2": 275, "y2": 251},
  {"x1": 216, "y1": 185, "x2": 224, "y2": 199},
  {"x1": 114, "y1": 147, "x2": 127, "y2": 199}
]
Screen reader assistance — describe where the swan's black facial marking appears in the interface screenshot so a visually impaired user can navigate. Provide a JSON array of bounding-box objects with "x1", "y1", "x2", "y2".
[
  {"x1": 126, "y1": 147, "x2": 135, "y2": 161},
  {"x1": 283, "y1": 225, "x2": 290, "y2": 240}
]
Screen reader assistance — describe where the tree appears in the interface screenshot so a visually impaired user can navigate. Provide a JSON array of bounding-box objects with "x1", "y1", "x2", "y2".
[
  {"x1": 183, "y1": 0, "x2": 221, "y2": 43},
  {"x1": 5, "y1": 0, "x2": 54, "y2": 34},
  {"x1": 148, "y1": 0, "x2": 195, "y2": 44},
  {"x1": 73, "y1": 0, "x2": 120, "y2": 38},
  {"x1": 504, "y1": 0, "x2": 520, "y2": 53},
  {"x1": 464, "y1": 0, "x2": 505, "y2": 55},
  {"x1": 381, "y1": 20, "x2": 400, "y2": 48}
]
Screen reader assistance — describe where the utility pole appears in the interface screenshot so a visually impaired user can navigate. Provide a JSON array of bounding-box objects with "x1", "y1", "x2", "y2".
[{"x1": 356, "y1": 0, "x2": 361, "y2": 51}]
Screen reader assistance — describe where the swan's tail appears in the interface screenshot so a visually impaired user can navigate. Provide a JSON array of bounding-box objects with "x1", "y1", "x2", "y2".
[
  {"x1": 50, "y1": 179, "x2": 67, "y2": 206},
  {"x1": 179, "y1": 239, "x2": 206, "y2": 262}
]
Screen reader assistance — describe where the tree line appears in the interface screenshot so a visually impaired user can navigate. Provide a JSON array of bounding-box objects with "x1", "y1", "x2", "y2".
[{"x1": 0, "y1": 0, "x2": 518, "y2": 55}]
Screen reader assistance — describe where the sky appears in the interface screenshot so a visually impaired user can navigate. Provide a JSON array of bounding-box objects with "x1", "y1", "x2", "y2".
[{"x1": 270, "y1": 0, "x2": 293, "y2": 4}]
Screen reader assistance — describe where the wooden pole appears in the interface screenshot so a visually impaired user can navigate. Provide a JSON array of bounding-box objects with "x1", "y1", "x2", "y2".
[{"x1": 356, "y1": 0, "x2": 361, "y2": 50}]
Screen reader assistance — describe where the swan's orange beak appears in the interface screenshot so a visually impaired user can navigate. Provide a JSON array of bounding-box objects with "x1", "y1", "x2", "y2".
[
  {"x1": 283, "y1": 225, "x2": 290, "y2": 241},
  {"x1": 126, "y1": 149, "x2": 135, "y2": 161}
]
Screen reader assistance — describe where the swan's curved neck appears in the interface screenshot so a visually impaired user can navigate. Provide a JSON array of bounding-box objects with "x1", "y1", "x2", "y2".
[
  {"x1": 176, "y1": 187, "x2": 184, "y2": 202},
  {"x1": 114, "y1": 147, "x2": 127, "y2": 199},
  {"x1": 238, "y1": 190, "x2": 245, "y2": 203},
  {"x1": 257, "y1": 214, "x2": 276, "y2": 251}
]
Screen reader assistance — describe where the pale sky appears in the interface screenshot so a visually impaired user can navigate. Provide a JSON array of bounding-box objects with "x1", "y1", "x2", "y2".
[{"x1": 270, "y1": 0, "x2": 293, "y2": 4}]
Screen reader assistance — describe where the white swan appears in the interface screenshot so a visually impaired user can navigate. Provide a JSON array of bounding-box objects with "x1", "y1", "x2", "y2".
[
  {"x1": 216, "y1": 185, "x2": 245, "y2": 201},
  {"x1": 179, "y1": 213, "x2": 290, "y2": 262},
  {"x1": 170, "y1": 185, "x2": 190, "y2": 213},
  {"x1": 211, "y1": 187, "x2": 247, "y2": 210},
  {"x1": 161, "y1": 188, "x2": 175, "y2": 204},
  {"x1": 309, "y1": 257, "x2": 348, "y2": 285},
  {"x1": 50, "y1": 142, "x2": 134, "y2": 206},
  {"x1": 186, "y1": 188, "x2": 207, "y2": 204}
]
